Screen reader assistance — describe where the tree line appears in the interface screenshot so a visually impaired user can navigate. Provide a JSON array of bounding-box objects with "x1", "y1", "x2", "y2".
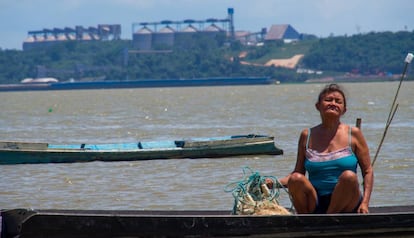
[
  {"x1": 0, "y1": 30, "x2": 413, "y2": 84},
  {"x1": 302, "y1": 31, "x2": 414, "y2": 75}
]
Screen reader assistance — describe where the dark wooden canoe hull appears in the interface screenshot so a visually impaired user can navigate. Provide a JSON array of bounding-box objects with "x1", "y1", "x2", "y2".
[
  {"x1": 2, "y1": 206, "x2": 414, "y2": 237},
  {"x1": 0, "y1": 134, "x2": 283, "y2": 165}
]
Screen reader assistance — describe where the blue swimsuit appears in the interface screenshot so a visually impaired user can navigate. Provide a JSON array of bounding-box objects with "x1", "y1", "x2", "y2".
[{"x1": 304, "y1": 126, "x2": 359, "y2": 213}]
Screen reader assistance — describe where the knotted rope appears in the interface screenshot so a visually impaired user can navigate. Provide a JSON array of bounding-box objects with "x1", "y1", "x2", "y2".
[{"x1": 224, "y1": 167, "x2": 292, "y2": 215}]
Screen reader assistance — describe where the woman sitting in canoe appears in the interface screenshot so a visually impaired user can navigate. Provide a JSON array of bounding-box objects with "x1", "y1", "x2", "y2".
[{"x1": 275, "y1": 83, "x2": 374, "y2": 214}]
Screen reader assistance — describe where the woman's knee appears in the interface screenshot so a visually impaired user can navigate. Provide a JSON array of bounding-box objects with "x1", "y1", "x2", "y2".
[
  {"x1": 338, "y1": 170, "x2": 358, "y2": 185},
  {"x1": 288, "y1": 172, "x2": 308, "y2": 187},
  {"x1": 289, "y1": 172, "x2": 305, "y2": 181}
]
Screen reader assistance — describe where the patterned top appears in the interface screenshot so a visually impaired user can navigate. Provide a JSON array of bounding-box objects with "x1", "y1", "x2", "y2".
[{"x1": 304, "y1": 126, "x2": 358, "y2": 196}]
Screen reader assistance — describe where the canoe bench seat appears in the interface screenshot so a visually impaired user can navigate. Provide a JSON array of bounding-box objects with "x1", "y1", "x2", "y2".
[
  {"x1": 138, "y1": 141, "x2": 178, "y2": 149},
  {"x1": 48, "y1": 143, "x2": 139, "y2": 150}
]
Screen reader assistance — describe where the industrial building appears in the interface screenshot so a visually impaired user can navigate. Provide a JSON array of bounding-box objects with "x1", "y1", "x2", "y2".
[
  {"x1": 132, "y1": 8, "x2": 235, "y2": 50},
  {"x1": 264, "y1": 24, "x2": 301, "y2": 43},
  {"x1": 23, "y1": 24, "x2": 121, "y2": 50},
  {"x1": 22, "y1": 8, "x2": 302, "y2": 51}
]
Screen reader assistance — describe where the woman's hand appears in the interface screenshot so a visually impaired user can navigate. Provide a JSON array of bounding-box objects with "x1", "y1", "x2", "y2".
[
  {"x1": 265, "y1": 178, "x2": 287, "y2": 189},
  {"x1": 265, "y1": 178, "x2": 274, "y2": 188},
  {"x1": 358, "y1": 202, "x2": 369, "y2": 214}
]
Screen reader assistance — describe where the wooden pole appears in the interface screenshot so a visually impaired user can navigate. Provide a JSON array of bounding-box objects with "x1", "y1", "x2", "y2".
[
  {"x1": 356, "y1": 118, "x2": 361, "y2": 129},
  {"x1": 371, "y1": 53, "x2": 412, "y2": 167}
]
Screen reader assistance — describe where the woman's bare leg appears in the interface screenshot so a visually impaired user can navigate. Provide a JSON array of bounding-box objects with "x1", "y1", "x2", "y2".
[
  {"x1": 288, "y1": 172, "x2": 318, "y2": 213},
  {"x1": 327, "y1": 170, "x2": 361, "y2": 213}
]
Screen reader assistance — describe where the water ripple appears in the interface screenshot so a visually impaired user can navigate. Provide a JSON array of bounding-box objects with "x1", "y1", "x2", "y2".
[{"x1": 1, "y1": 82, "x2": 413, "y2": 209}]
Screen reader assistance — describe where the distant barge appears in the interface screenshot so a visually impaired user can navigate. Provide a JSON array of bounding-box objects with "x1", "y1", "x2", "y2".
[{"x1": 0, "y1": 77, "x2": 278, "y2": 91}]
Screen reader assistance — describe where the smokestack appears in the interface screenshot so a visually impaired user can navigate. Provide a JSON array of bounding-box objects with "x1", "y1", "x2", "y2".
[{"x1": 227, "y1": 8, "x2": 235, "y2": 41}]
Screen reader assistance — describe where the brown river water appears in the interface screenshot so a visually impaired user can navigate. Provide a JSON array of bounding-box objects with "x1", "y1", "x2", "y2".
[{"x1": 0, "y1": 81, "x2": 413, "y2": 210}]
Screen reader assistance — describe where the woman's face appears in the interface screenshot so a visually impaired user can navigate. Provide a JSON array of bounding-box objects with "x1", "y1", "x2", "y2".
[{"x1": 316, "y1": 91, "x2": 347, "y2": 117}]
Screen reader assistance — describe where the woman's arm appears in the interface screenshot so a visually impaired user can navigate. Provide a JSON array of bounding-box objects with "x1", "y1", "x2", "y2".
[
  {"x1": 278, "y1": 129, "x2": 309, "y2": 187},
  {"x1": 352, "y1": 126, "x2": 374, "y2": 213}
]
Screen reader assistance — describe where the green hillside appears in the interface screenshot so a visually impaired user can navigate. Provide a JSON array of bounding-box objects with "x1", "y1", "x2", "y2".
[{"x1": 0, "y1": 31, "x2": 413, "y2": 84}]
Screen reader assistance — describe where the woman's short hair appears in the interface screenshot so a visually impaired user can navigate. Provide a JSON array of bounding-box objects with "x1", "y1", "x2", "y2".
[{"x1": 317, "y1": 83, "x2": 347, "y2": 109}]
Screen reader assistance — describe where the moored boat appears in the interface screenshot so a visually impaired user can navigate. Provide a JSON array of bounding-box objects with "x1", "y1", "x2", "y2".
[
  {"x1": 1, "y1": 206, "x2": 414, "y2": 237},
  {"x1": 0, "y1": 134, "x2": 283, "y2": 165}
]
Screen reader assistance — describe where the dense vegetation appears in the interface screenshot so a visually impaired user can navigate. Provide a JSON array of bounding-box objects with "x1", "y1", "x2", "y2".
[
  {"x1": 0, "y1": 30, "x2": 413, "y2": 84},
  {"x1": 302, "y1": 31, "x2": 414, "y2": 74}
]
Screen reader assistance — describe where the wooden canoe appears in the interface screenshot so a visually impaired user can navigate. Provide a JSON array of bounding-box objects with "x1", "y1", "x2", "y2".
[
  {"x1": 1, "y1": 206, "x2": 414, "y2": 237},
  {"x1": 0, "y1": 134, "x2": 283, "y2": 165}
]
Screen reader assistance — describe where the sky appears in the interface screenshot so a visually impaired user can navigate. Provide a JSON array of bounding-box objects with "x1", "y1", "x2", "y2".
[{"x1": 1, "y1": 0, "x2": 413, "y2": 50}]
